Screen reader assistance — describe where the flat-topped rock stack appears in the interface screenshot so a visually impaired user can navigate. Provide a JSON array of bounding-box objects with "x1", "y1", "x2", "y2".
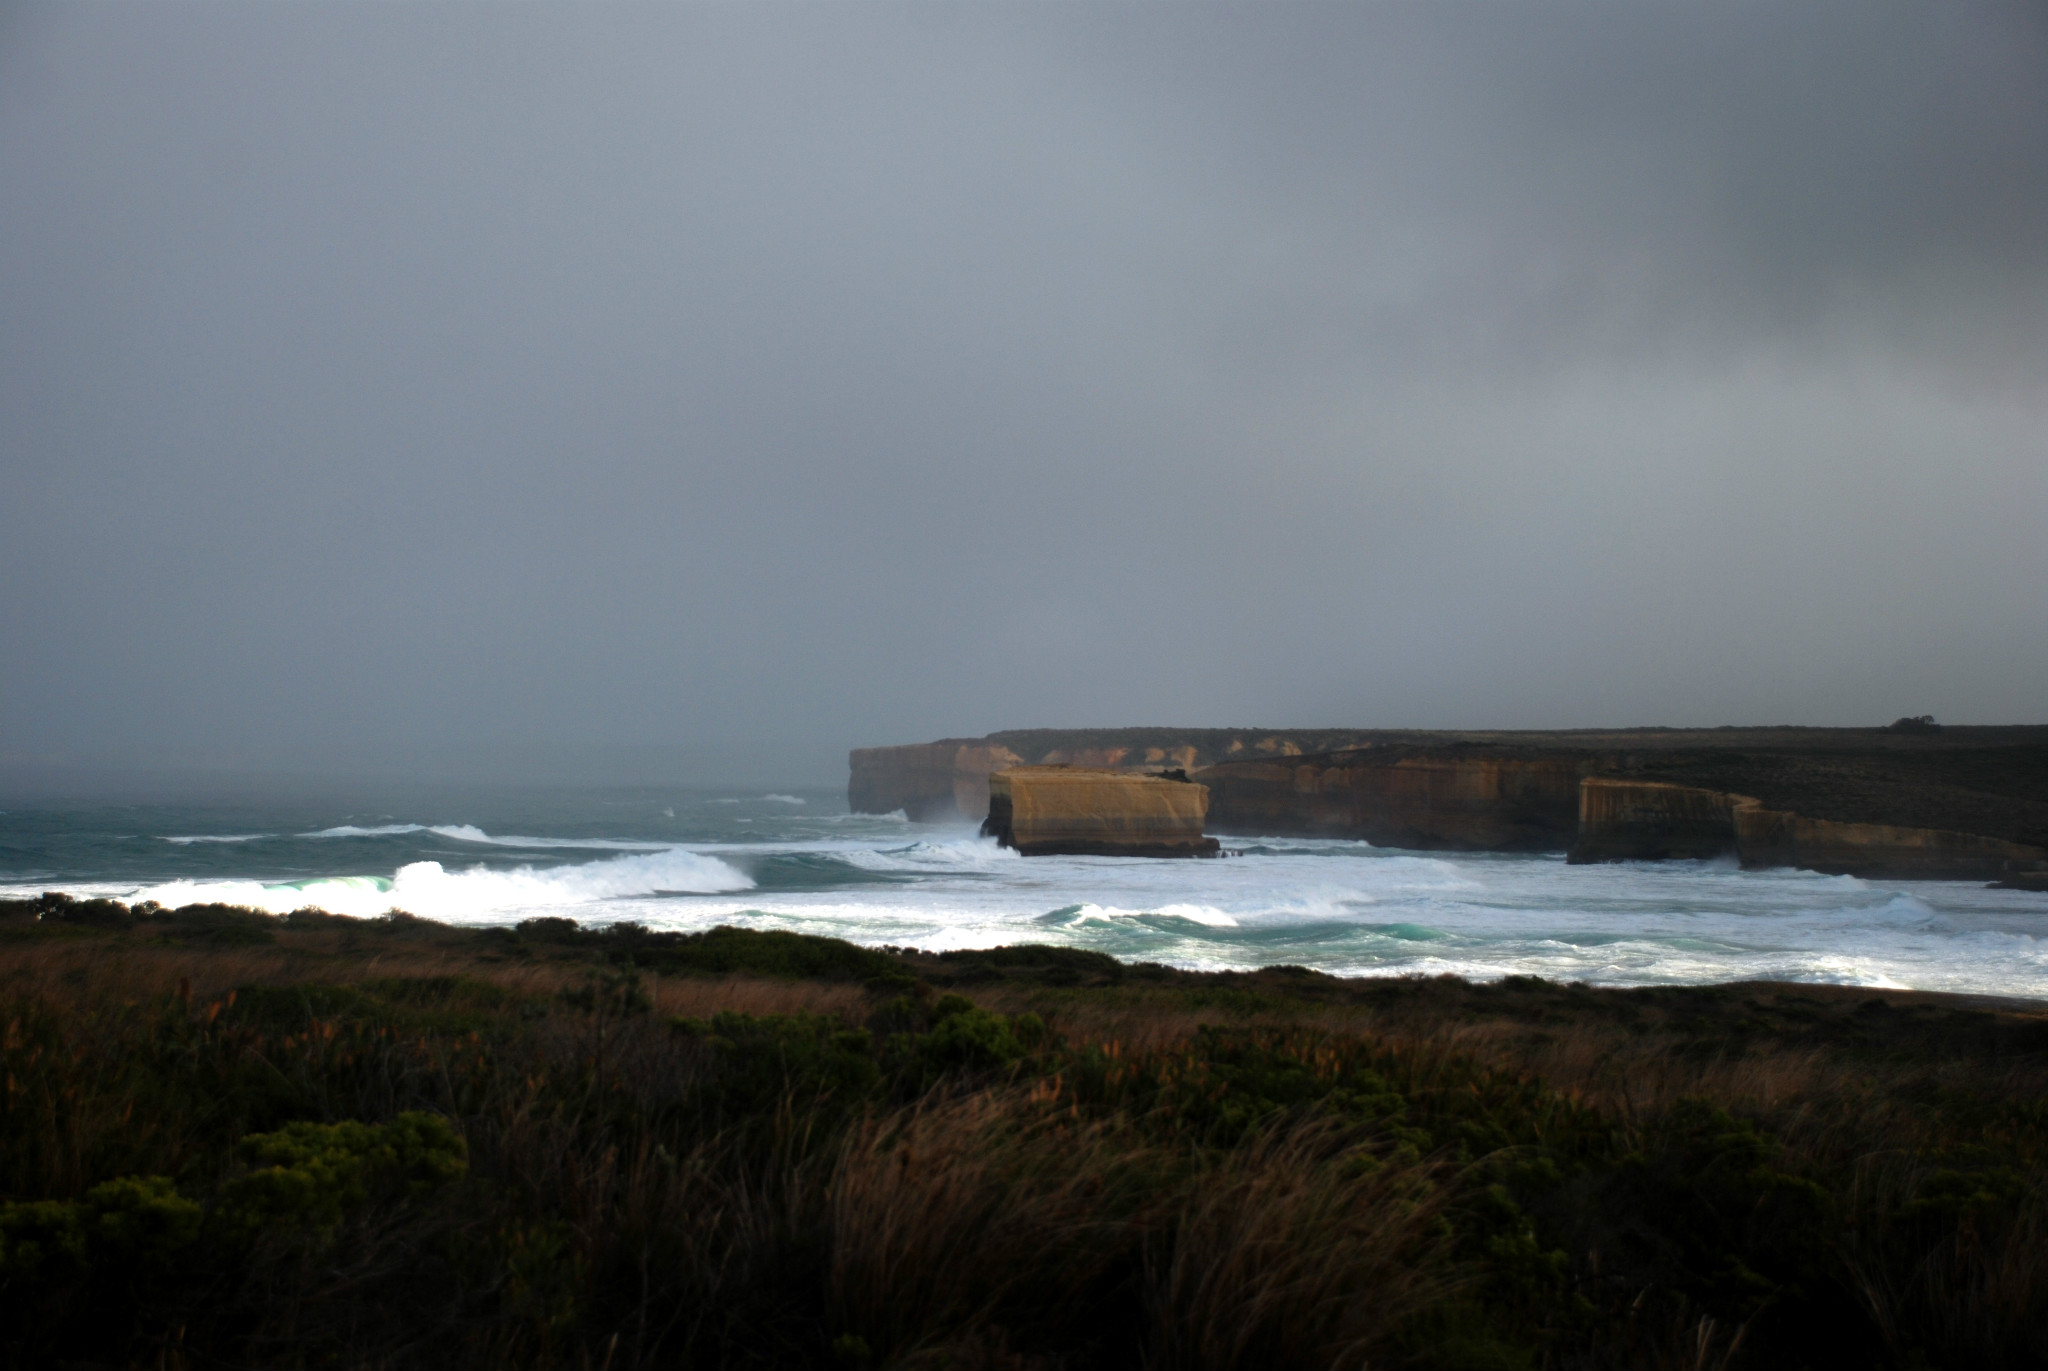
[{"x1": 981, "y1": 766, "x2": 1220, "y2": 858}]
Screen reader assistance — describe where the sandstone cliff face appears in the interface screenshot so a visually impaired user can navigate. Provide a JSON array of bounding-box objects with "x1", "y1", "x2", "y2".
[
  {"x1": 849, "y1": 731, "x2": 1370, "y2": 821},
  {"x1": 851, "y1": 727, "x2": 2048, "y2": 880},
  {"x1": 948, "y1": 745, "x2": 1030, "y2": 822},
  {"x1": 846, "y1": 741, "x2": 1027, "y2": 821},
  {"x1": 1196, "y1": 749, "x2": 1583, "y2": 851},
  {"x1": 982, "y1": 766, "x2": 1219, "y2": 857},
  {"x1": 1569, "y1": 780, "x2": 1745, "y2": 863},
  {"x1": 846, "y1": 741, "x2": 971, "y2": 820},
  {"x1": 1730, "y1": 806, "x2": 2045, "y2": 879},
  {"x1": 1569, "y1": 777, "x2": 2048, "y2": 877}
]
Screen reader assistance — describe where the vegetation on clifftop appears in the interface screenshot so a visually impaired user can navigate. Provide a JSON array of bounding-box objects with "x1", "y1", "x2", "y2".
[{"x1": 1, "y1": 891, "x2": 2044, "y2": 1369}]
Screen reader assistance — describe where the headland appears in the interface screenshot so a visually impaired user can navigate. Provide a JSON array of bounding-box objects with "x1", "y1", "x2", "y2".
[{"x1": 850, "y1": 724, "x2": 2048, "y2": 880}]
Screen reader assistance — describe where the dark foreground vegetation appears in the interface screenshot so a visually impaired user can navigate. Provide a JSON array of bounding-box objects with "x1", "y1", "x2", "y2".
[{"x1": 2, "y1": 892, "x2": 2045, "y2": 1370}]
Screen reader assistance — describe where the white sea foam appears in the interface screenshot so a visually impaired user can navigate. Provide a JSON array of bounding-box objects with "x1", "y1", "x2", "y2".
[
  {"x1": 711, "y1": 795, "x2": 808, "y2": 805},
  {"x1": 300, "y1": 824, "x2": 427, "y2": 838},
  {"x1": 163, "y1": 834, "x2": 270, "y2": 845},
  {"x1": 129, "y1": 847, "x2": 753, "y2": 920},
  {"x1": 1059, "y1": 902, "x2": 1241, "y2": 928},
  {"x1": 422, "y1": 825, "x2": 674, "y2": 851},
  {"x1": 297, "y1": 822, "x2": 671, "y2": 851},
  {"x1": 842, "y1": 837, "x2": 1020, "y2": 872},
  {"x1": 16, "y1": 798, "x2": 2046, "y2": 997}
]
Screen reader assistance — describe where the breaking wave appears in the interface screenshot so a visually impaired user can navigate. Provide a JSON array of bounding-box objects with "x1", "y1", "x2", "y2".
[
  {"x1": 1047, "y1": 902, "x2": 1241, "y2": 928},
  {"x1": 129, "y1": 847, "x2": 753, "y2": 921},
  {"x1": 298, "y1": 823, "x2": 670, "y2": 851},
  {"x1": 10, "y1": 790, "x2": 2043, "y2": 997},
  {"x1": 842, "y1": 837, "x2": 1020, "y2": 872},
  {"x1": 300, "y1": 824, "x2": 426, "y2": 838},
  {"x1": 420, "y1": 825, "x2": 673, "y2": 851}
]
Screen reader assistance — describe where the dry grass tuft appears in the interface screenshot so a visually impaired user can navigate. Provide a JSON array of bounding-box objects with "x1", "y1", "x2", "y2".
[
  {"x1": 827, "y1": 1089, "x2": 1155, "y2": 1365},
  {"x1": 1838, "y1": 1154, "x2": 2048, "y2": 1370},
  {"x1": 1143, "y1": 1120, "x2": 1453, "y2": 1371}
]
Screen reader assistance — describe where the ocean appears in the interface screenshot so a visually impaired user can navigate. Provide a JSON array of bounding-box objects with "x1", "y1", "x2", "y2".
[{"x1": 3, "y1": 784, "x2": 2043, "y2": 997}]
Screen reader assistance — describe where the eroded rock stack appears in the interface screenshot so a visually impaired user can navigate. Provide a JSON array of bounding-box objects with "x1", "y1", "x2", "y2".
[
  {"x1": 849, "y1": 729, "x2": 1383, "y2": 820},
  {"x1": 981, "y1": 766, "x2": 1220, "y2": 858}
]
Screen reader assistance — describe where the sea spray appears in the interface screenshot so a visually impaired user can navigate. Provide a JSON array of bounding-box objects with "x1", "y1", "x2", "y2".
[{"x1": 4, "y1": 787, "x2": 2043, "y2": 995}]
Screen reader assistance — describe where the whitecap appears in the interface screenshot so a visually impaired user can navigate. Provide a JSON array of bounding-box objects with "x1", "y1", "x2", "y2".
[
  {"x1": 299, "y1": 824, "x2": 426, "y2": 838},
  {"x1": 128, "y1": 847, "x2": 754, "y2": 921},
  {"x1": 1059, "y1": 902, "x2": 1240, "y2": 928},
  {"x1": 843, "y1": 837, "x2": 1020, "y2": 872},
  {"x1": 297, "y1": 822, "x2": 670, "y2": 851},
  {"x1": 162, "y1": 834, "x2": 270, "y2": 845},
  {"x1": 423, "y1": 825, "x2": 673, "y2": 851}
]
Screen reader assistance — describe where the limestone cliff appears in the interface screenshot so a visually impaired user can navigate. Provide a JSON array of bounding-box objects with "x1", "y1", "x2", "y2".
[
  {"x1": 1568, "y1": 780, "x2": 1745, "y2": 863},
  {"x1": 849, "y1": 728, "x2": 1384, "y2": 822},
  {"x1": 1730, "y1": 806, "x2": 2045, "y2": 879},
  {"x1": 1569, "y1": 777, "x2": 2048, "y2": 877},
  {"x1": 847, "y1": 741, "x2": 972, "y2": 821},
  {"x1": 846, "y1": 740, "x2": 1027, "y2": 821},
  {"x1": 1196, "y1": 748, "x2": 1584, "y2": 851},
  {"x1": 850, "y1": 726, "x2": 2048, "y2": 881},
  {"x1": 981, "y1": 766, "x2": 1219, "y2": 857}
]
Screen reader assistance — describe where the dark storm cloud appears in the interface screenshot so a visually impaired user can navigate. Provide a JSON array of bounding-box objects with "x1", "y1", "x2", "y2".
[{"x1": 3, "y1": 2, "x2": 2044, "y2": 787}]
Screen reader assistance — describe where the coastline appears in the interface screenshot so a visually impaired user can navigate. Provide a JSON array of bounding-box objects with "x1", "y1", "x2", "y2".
[{"x1": 850, "y1": 726, "x2": 2048, "y2": 882}]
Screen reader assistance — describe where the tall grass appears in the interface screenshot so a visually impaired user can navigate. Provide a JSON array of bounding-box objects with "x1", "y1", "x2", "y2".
[
  {"x1": 826, "y1": 1091, "x2": 1155, "y2": 1366},
  {"x1": 1, "y1": 908, "x2": 2044, "y2": 1368},
  {"x1": 1143, "y1": 1120, "x2": 1452, "y2": 1371}
]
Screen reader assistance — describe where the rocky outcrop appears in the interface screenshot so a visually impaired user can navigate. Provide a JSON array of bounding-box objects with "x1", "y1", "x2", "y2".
[
  {"x1": 1197, "y1": 748, "x2": 1584, "y2": 851},
  {"x1": 981, "y1": 766, "x2": 1220, "y2": 857},
  {"x1": 847, "y1": 741, "x2": 1026, "y2": 821},
  {"x1": 849, "y1": 729, "x2": 1384, "y2": 822},
  {"x1": 847, "y1": 741, "x2": 960, "y2": 820},
  {"x1": 1569, "y1": 777, "x2": 2048, "y2": 877},
  {"x1": 1730, "y1": 806, "x2": 2045, "y2": 879},
  {"x1": 1568, "y1": 780, "x2": 1745, "y2": 863}
]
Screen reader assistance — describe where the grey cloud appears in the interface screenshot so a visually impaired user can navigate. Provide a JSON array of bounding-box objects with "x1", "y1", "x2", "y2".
[{"x1": 2, "y1": 2, "x2": 2043, "y2": 789}]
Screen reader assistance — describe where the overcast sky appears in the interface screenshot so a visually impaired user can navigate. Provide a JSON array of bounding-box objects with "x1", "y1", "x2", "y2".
[{"x1": 3, "y1": 1, "x2": 2045, "y2": 787}]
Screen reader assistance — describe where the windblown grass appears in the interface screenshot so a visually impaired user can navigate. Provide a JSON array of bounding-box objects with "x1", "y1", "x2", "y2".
[{"x1": 0, "y1": 893, "x2": 2043, "y2": 1369}]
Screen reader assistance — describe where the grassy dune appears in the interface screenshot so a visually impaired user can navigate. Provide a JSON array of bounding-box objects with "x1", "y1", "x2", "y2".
[{"x1": 2, "y1": 892, "x2": 2044, "y2": 1370}]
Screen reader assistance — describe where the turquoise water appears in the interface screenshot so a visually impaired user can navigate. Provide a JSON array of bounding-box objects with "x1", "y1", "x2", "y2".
[{"x1": 3, "y1": 785, "x2": 2043, "y2": 996}]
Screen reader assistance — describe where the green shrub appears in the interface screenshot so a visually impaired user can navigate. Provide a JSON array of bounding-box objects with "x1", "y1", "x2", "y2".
[
  {"x1": 674, "y1": 1010, "x2": 883, "y2": 1116},
  {"x1": 0, "y1": 1197, "x2": 86, "y2": 1279},
  {"x1": 919, "y1": 995, "x2": 1028, "y2": 1071},
  {"x1": 216, "y1": 1112, "x2": 467, "y2": 1234},
  {"x1": 559, "y1": 968, "x2": 652, "y2": 1017},
  {"x1": 80, "y1": 1175, "x2": 204, "y2": 1263},
  {"x1": 0, "y1": 1176, "x2": 202, "y2": 1288}
]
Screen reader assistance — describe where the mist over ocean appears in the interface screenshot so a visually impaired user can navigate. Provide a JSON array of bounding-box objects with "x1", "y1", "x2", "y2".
[{"x1": 5, "y1": 786, "x2": 2041, "y2": 999}]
